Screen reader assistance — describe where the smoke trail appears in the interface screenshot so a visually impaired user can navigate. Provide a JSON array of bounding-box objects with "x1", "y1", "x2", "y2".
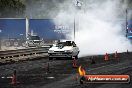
[{"x1": 54, "y1": 0, "x2": 132, "y2": 56}]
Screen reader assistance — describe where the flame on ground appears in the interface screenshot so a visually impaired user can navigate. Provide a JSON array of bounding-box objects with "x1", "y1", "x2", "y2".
[{"x1": 78, "y1": 66, "x2": 86, "y2": 76}]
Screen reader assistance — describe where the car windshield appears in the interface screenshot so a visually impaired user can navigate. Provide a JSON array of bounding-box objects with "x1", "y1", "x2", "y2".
[
  {"x1": 56, "y1": 41, "x2": 72, "y2": 47},
  {"x1": 29, "y1": 36, "x2": 40, "y2": 40}
]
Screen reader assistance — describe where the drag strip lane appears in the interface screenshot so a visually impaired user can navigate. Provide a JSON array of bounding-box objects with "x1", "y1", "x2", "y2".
[
  {"x1": 87, "y1": 59, "x2": 132, "y2": 74},
  {"x1": 0, "y1": 53, "x2": 132, "y2": 88},
  {"x1": 41, "y1": 59, "x2": 132, "y2": 88}
]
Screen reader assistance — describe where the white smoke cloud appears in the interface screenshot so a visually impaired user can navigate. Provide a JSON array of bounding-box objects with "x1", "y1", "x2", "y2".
[{"x1": 54, "y1": 0, "x2": 132, "y2": 57}]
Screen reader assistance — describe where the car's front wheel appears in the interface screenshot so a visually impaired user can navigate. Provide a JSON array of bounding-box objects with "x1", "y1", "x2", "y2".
[
  {"x1": 49, "y1": 57, "x2": 53, "y2": 60},
  {"x1": 75, "y1": 55, "x2": 78, "y2": 60}
]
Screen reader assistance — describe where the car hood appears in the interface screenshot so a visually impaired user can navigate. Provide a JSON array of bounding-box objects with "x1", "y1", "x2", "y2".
[{"x1": 49, "y1": 46, "x2": 73, "y2": 51}]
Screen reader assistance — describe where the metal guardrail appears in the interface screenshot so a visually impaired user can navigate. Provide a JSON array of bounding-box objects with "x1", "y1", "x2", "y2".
[{"x1": 0, "y1": 46, "x2": 50, "y2": 63}]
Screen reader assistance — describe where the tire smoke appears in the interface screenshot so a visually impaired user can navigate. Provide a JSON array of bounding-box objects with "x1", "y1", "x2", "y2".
[{"x1": 54, "y1": 0, "x2": 132, "y2": 56}]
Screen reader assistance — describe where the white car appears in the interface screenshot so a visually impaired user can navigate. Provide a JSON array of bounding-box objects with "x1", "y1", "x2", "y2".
[
  {"x1": 48, "y1": 40, "x2": 80, "y2": 60},
  {"x1": 26, "y1": 35, "x2": 43, "y2": 47}
]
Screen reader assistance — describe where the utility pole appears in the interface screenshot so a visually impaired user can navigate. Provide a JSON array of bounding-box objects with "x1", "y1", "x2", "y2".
[
  {"x1": 74, "y1": 0, "x2": 83, "y2": 41},
  {"x1": 26, "y1": 17, "x2": 29, "y2": 39}
]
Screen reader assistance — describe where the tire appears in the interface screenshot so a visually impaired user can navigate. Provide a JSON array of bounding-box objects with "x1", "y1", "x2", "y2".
[
  {"x1": 49, "y1": 57, "x2": 53, "y2": 60},
  {"x1": 75, "y1": 56, "x2": 78, "y2": 60}
]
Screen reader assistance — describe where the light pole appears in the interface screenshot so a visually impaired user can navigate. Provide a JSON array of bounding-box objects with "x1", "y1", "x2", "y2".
[
  {"x1": 26, "y1": 17, "x2": 29, "y2": 40},
  {"x1": 74, "y1": 16, "x2": 76, "y2": 41},
  {"x1": 74, "y1": 0, "x2": 83, "y2": 41}
]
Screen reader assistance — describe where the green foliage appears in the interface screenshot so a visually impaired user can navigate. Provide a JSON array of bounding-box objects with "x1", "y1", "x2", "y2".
[{"x1": 0, "y1": 0, "x2": 25, "y2": 17}]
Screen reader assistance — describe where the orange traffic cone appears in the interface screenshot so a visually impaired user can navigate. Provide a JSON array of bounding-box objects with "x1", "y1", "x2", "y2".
[
  {"x1": 104, "y1": 53, "x2": 109, "y2": 61},
  {"x1": 11, "y1": 70, "x2": 17, "y2": 85},
  {"x1": 73, "y1": 74, "x2": 79, "y2": 81},
  {"x1": 72, "y1": 57, "x2": 78, "y2": 68},
  {"x1": 76, "y1": 74, "x2": 79, "y2": 81}
]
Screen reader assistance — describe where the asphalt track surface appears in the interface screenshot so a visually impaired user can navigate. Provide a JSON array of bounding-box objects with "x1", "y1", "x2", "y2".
[{"x1": 0, "y1": 52, "x2": 132, "y2": 88}]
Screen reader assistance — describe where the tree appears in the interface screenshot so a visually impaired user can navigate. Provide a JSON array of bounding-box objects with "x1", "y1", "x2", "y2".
[{"x1": 0, "y1": 0, "x2": 25, "y2": 17}]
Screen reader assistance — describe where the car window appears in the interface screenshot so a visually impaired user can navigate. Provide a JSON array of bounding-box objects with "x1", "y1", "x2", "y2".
[
  {"x1": 72, "y1": 42, "x2": 76, "y2": 47},
  {"x1": 55, "y1": 41, "x2": 76, "y2": 47},
  {"x1": 56, "y1": 42, "x2": 64, "y2": 47},
  {"x1": 65, "y1": 41, "x2": 72, "y2": 46},
  {"x1": 29, "y1": 36, "x2": 40, "y2": 40}
]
